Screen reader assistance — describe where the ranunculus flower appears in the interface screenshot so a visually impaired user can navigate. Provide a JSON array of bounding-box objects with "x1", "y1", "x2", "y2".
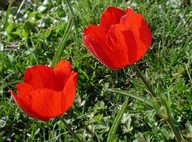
[
  {"x1": 83, "y1": 7, "x2": 152, "y2": 69},
  {"x1": 9, "y1": 60, "x2": 77, "y2": 121}
]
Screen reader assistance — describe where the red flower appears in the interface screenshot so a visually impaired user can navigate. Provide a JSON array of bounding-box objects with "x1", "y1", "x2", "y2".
[
  {"x1": 9, "y1": 60, "x2": 77, "y2": 121},
  {"x1": 83, "y1": 7, "x2": 152, "y2": 69}
]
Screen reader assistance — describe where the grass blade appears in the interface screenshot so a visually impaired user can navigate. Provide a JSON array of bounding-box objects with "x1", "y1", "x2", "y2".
[
  {"x1": 51, "y1": 17, "x2": 74, "y2": 68},
  {"x1": 15, "y1": 0, "x2": 26, "y2": 19},
  {"x1": 107, "y1": 88, "x2": 153, "y2": 108},
  {"x1": 107, "y1": 97, "x2": 129, "y2": 142},
  {"x1": 65, "y1": 0, "x2": 79, "y2": 47},
  {"x1": 3, "y1": 0, "x2": 14, "y2": 28}
]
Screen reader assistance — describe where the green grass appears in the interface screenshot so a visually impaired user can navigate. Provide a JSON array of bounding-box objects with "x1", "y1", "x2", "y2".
[{"x1": 0, "y1": 0, "x2": 192, "y2": 141}]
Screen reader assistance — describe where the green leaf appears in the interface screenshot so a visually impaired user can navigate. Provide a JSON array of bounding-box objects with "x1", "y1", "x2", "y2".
[
  {"x1": 107, "y1": 97, "x2": 129, "y2": 142},
  {"x1": 0, "y1": 116, "x2": 8, "y2": 128},
  {"x1": 93, "y1": 114, "x2": 103, "y2": 123},
  {"x1": 28, "y1": 11, "x2": 42, "y2": 24},
  {"x1": 151, "y1": 100, "x2": 164, "y2": 118},
  {"x1": 24, "y1": 21, "x2": 37, "y2": 33},
  {"x1": 37, "y1": 5, "x2": 48, "y2": 13},
  {"x1": 6, "y1": 23, "x2": 21, "y2": 41},
  {"x1": 107, "y1": 88, "x2": 153, "y2": 108},
  {"x1": 51, "y1": 17, "x2": 74, "y2": 68}
]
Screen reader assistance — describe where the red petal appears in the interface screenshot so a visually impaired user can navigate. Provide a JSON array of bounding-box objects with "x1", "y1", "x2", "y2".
[
  {"x1": 122, "y1": 12, "x2": 151, "y2": 63},
  {"x1": 16, "y1": 83, "x2": 33, "y2": 99},
  {"x1": 105, "y1": 25, "x2": 130, "y2": 68},
  {"x1": 83, "y1": 35, "x2": 115, "y2": 69},
  {"x1": 28, "y1": 89, "x2": 66, "y2": 121},
  {"x1": 125, "y1": 8, "x2": 134, "y2": 14},
  {"x1": 9, "y1": 90, "x2": 42, "y2": 121},
  {"x1": 84, "y1": 24, "x2": 106, "y2": 44},
  {"x1": 54, "y1": 60, "x2": 72, "y2": 91},
  {"x1": 100, "y1": 7, "x2": 125, "y2": 32},
  {"x1": 23, "y1": 65, "x2": 56, "y2": 90},
  {"x1": 125, "y1": 8, "x2": 151, "y2": 48},
  {"x1": 63, "y1": 71, "x2": 77, "y2": 111},
  {"x1": 106, "y1": 11, "x2": 151, "y2": 64}
]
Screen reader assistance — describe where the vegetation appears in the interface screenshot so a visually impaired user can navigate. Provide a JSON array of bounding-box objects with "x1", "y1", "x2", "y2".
[{"x1": 0, "y1": 0, "x2": 191, "y2": 141}]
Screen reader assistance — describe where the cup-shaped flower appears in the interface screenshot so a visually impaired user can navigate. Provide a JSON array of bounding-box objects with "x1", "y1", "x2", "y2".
[
  {"x1": 9, "y1": 60, "x2": 77, "y2": 121},
  {"x1": 83, "y1": 7, "x2": 152, "y2": 69}
]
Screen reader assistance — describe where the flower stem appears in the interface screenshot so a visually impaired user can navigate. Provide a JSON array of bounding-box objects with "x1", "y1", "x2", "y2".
[
  {"x1": 58, "y1": 116, "x2": 82, "y2": 142},
  {"x1": 132, "y1": 63, "x2": 182, "y2": 141},
  {"x1": 132, "y1": 63, "x2": 157, "y2": 98},
  {"x1": 166, "y1": 117, "x2": 181, "y2": 142}
]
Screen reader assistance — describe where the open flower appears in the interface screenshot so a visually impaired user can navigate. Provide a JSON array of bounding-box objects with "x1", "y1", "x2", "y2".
[
  {"x1": 9, "y1": 60, "x2": 77, "y2": 121},
  {"x1": 83, "y1": 7, "x2": 152, "y2": 69}
]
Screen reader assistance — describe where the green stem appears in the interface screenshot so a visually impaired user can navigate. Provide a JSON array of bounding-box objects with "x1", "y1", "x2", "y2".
[
  {"x1": 166, "y1": 118, "x2": 181, "y2": 142},
  {"x1": 132, "y1": 63, "x2": 157, "y2": 98},
  {"x1": 132, "y1": 63, "x2": 182, "y2": 141},
  {"x1": 58, "y1": 116, "x2": 82, "y2": 142}
]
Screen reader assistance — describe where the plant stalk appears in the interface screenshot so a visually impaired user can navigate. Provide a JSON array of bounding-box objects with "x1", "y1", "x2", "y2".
[
  {"x1": 132, "y1": 63, "x2": 157, "y2": 98},
  {"x1": 166, "y1": 118, "x2": 181, "y2": 142},
  {"x1": 132, "y1": 63, "x2": 182, "y2": 141},
  {"x1": 58, "y1": 116, "x2": 82, "y2": 142}
]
